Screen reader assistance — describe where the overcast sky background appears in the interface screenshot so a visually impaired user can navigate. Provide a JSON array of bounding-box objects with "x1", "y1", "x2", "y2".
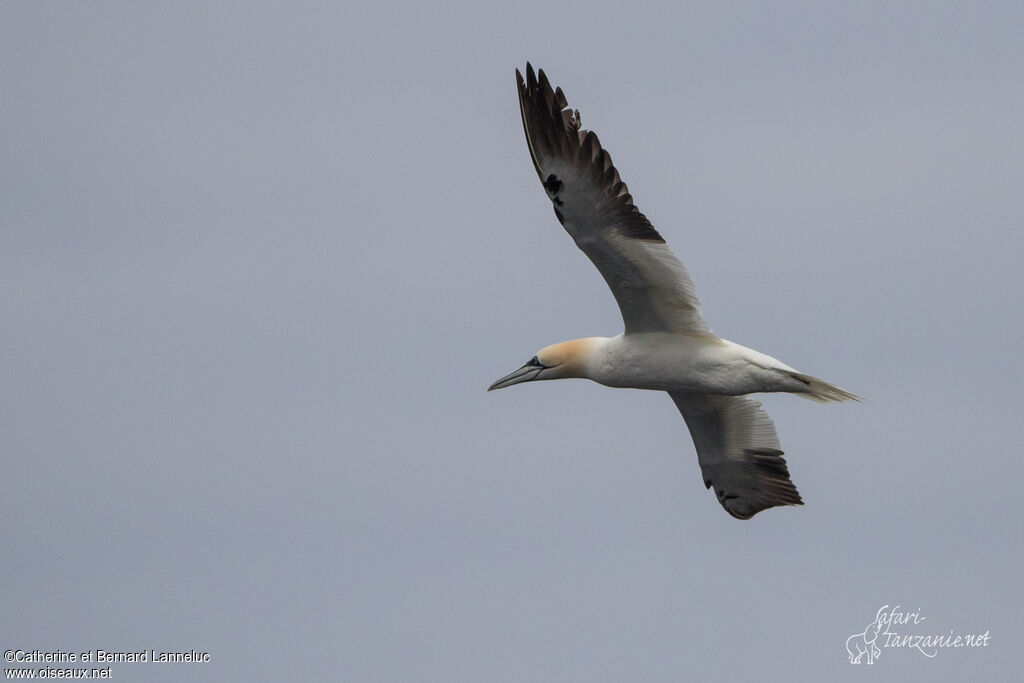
[{"x1": 3, "y1": 2, "x2": 1022, "y2": 681}]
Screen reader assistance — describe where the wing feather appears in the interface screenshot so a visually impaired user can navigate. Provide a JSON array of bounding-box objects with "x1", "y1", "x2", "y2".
[
  {"x1": 670, "y1": 392, "x2": 804, "y2": 519},
  {"x1": 516, "y1": 64, "x2": 709, "y2": 334}
]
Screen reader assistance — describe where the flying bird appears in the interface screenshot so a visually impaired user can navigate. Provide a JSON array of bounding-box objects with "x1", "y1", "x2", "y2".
[{"x1": 489, "y1": 64, "x2": 859, "y2": 519}]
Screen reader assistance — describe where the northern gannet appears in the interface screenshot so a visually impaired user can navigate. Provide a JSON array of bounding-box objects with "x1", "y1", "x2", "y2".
[{"x1": 489, "y1": 64, "x2": 859, "y2": 519}]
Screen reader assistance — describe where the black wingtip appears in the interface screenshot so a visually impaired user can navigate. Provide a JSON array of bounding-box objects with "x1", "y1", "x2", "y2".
[
  {"x1": 537, "y1": 67, "x2": 552, "y2": 95},
  {"x1": 512, "y1": 63, "x2": 665, "y2": 244}
]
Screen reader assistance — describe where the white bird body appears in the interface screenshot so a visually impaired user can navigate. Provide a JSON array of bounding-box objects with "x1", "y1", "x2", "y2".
[
  {"x1": 578, "y1": 334, "x2": 802, "y2": 395},
  {"x1": 491, "y1": 64, "x2": 858, "y2": 519}
]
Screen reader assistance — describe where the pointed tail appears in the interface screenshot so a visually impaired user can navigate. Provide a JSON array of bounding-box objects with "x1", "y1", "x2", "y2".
[{"x1": 789, "y1": 372, "x2": 862, "y2": 403}]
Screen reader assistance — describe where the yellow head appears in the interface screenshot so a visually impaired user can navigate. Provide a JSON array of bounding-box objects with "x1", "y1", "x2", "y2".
[{"x1": 488, "y1": 338, "x2": 600, "y2": 391}]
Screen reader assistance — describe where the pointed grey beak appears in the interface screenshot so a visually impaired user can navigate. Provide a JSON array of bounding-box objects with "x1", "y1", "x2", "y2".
[{"x1": 488, "y1": 363, "x2": 544, "y2": 391}]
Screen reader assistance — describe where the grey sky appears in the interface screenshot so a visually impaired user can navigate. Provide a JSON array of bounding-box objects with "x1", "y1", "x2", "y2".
[{"x1": 2, "y1": 2, "x2": 1021, "y2": 680}]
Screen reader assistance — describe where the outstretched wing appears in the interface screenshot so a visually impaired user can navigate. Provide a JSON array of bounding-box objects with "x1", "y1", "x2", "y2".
[
  {"x1": 670, "y1": 392, "x2": 803, "y2": 519},
  {"x1": 516, "y1": 63, "x2": 709, "y2": 335}
]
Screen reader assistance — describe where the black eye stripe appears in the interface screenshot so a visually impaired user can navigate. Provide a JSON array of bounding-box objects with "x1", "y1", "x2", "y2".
[{"x1": 526, "y1": 356, "x2": 547, "y2": 368}]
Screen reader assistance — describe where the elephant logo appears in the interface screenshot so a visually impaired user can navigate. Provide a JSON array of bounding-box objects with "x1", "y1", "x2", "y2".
[{"x1": 846, "y1": 605, "x2": 888, "y2": 664}]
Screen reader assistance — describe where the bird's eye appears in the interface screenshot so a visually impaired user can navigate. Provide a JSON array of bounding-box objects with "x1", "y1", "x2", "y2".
[{"x1": 526, "y1": 356, "x2": 543, "y2": 367}]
